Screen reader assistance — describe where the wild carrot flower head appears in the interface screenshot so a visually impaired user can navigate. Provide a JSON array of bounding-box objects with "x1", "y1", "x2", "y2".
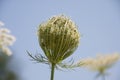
[
  {"x1": 0, "y1": 21, "x2": 16, "y2": 56},
  {"x1": 77, "y1": 53, "x2": 120, "y2": 73},
  {"x1": 37, "y1": 15, "x2": 80, "y2": 64}
]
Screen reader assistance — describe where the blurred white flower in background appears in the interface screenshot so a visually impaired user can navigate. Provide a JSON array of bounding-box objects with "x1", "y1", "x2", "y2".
[
  {"x1": 78, "y1": 53, "x2": 120, "y2": 72},
  {"x1": 0, "y1": 21, "x2": 16, "y2": 56},
  {"x1": 77, "y1": 53, "x2": 120, "y2": 80}
]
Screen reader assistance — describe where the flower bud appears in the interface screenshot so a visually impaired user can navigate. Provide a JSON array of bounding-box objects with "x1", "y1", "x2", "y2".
[{"x1": 38, "y1": 15, "x2": 80, "y2": 64}]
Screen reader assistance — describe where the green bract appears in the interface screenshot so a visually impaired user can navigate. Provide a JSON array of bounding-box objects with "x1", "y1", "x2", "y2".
[{"x1": 37, "y1": 15, "x2": 80, "y2": 64}]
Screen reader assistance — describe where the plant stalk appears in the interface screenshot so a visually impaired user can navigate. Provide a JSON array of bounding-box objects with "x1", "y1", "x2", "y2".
[
  {"x1": 102, "y1": 74, "x2": 105, "y2": 80},
  {"x1": 50, "y1": 63, "x2": 55, "y2": 80}
]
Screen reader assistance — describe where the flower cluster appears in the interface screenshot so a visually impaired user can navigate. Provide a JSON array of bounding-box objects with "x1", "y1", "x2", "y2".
[
  {"x1": 37, "y1": 15, "x2": 80, "y2": 64},
  {"x1": 0, "y1": 21, "x2": 16, "y2": 56},
  {"x1": 77, "y1": 53, "x2": 120, "y2": 73}
]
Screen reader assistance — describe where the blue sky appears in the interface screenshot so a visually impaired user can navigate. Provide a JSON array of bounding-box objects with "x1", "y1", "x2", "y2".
[{"x1": 0, "y1": 0, "x2": 120, "y2": 80}]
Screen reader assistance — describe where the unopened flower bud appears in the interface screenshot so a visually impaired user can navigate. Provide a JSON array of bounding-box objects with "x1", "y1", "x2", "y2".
[{"x1": 38, "y1": 15, "x2": 80, "y2": 64}]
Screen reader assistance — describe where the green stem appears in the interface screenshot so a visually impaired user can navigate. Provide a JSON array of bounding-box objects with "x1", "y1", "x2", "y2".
[
  {"x1": 102, "y1": 74, "x2": 105, "y2": 80},
  {"x1": 50, "y1": 63, "x2": 55, "y2": 80}
]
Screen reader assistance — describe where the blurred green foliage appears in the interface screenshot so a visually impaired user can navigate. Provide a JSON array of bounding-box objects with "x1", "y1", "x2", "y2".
[{"x1": 0, "y1": 51, "x2": 18, "y2": 80}]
